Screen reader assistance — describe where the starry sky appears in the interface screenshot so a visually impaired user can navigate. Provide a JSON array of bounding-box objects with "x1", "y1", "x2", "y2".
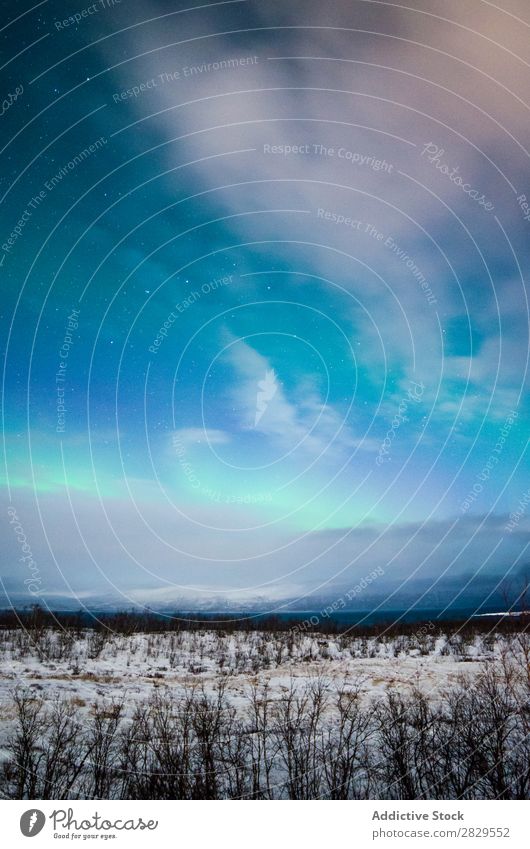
[{"x1": 1, "y1": 0, "x2": 529, "y2": 611}]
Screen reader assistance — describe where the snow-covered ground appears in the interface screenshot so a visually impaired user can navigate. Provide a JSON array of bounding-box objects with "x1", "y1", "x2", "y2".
[{"x1": 0, "y1": 627, "x2": 502, "y2": 721}]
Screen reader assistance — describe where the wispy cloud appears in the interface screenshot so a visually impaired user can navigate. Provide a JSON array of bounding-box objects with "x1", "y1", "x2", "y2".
[
  {"x1": 222, "y1": 336, "x2": 370, "y2": 457},
  {"x1": 172, "y1": 427, "x2": 231, "y2": 446}
]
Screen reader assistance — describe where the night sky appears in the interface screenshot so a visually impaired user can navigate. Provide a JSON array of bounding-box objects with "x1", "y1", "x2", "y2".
[{"x1": 1, "y1": 0, "x2": 529, "y2": 611}]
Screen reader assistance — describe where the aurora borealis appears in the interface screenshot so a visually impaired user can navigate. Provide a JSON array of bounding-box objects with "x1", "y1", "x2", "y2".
[{"x1": 1, "y1": 0, "x2": 530, "y2": 612}]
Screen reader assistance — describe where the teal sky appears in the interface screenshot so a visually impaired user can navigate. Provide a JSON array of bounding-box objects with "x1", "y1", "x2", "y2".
[{"x1": 1, "y1": 0, "x2": 530, "y2": 610}]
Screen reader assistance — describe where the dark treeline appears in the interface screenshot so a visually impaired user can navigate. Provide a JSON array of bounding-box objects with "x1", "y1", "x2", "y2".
[
  {"x1": 2, "y1": 645, "x2": 530, "y2": 800},
  {"x1": 0, "y1": 605, "x2": 528, "y2": 639}
]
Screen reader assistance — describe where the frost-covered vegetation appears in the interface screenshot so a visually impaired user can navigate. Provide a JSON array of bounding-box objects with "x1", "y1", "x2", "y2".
[{"x1": 1, "y1": 615, "x2": 529, "y2": 800}]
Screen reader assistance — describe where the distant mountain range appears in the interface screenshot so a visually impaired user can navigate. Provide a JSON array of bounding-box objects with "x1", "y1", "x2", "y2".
[{"x1": 2, "y1": 564, "x2": 527, "y2": 615}]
